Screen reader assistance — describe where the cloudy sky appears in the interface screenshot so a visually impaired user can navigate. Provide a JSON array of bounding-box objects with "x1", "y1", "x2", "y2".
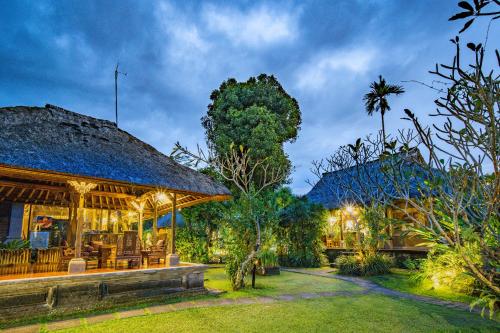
[{"x1": 0, "y1": 0, "x2": 496, "y2": 194}]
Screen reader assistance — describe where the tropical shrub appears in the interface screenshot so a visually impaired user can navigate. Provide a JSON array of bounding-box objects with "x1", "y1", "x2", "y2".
[
  {"x1": 0, "y1": 239, "x2": 30, "y2": 250},
  {"x1": 415, "y1": 246, "x2": 478, "y2": 295},
  {"x1": 277, "y1": 194, "x2": 327, "y2": 267},
  {"x1": 335, "y1": 255, "x2": 361, "y2": 275},
  {"x1": 257, "y1": 248, "x2": 279, "y2": 269},
  {"x1": 336, "y1": 253, "x2": 392, "y2": 276}
]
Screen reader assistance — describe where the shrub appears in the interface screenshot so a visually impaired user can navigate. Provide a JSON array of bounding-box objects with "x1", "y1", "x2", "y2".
[
  {"x1": 335, "y1": 253, "x2": 392, "y2": 276},
  {"x1": 277, "y1": 195, "x2": 327, "y2": 268},
  {"x1": 336, "y1": 255, "x2": 361, "y2": 275},
  {"x1": 362, "y1": 253, "x2": 393, "y2": 276},
  {"x1": 0, "y1": 239, "x2": 30, "y2": 250},
  {"x1": 257, "y1": 248, "x2": 279, "y2": 268},
  {"x1": 416, "y1": 246, "x2": 478, "y2": 295}
]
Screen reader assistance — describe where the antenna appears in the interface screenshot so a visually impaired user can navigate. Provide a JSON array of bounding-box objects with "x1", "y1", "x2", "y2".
[{"x1": 114, "y1": 62, "x2": 127, "y2": 127}]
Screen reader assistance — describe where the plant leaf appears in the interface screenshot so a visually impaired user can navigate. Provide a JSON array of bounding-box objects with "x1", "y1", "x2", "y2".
[
  {"x1": 459, "y1": 18, "x2": 475, "y2": 33},
  {"x1": 458, "y1": 1, "x2": 474, "y2": 11},
  {"x1": 449, "y1": 11, "x2": 473, "y2": 20}
]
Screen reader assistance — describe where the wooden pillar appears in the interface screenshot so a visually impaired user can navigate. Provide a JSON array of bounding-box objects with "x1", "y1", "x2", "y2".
[
  {"x1": 67, "y1": 180, "x2": 97, "y2": 274},
  {"x1": 171, "y1": 193, "x2": 176, "y2": 255},
  {"x1": 153, "y1": 201, "x2": 158, "y2": 243},
  {"x1": 166, "y1": 193, "x2": 179, "y2": 266},
  {"x1": 131, "y1": 199, "x2": 145, "y2": 245}
]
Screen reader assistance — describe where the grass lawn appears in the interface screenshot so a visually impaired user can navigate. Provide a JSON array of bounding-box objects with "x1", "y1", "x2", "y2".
[
  {"x1": 204, "y1": 267, "x2": 360, "y2": 298},
  {"x1": 49, "y1": 267, "x2": 499, "y2": 332},
  {"x1": 58, "y1": 294, "x2": 499, "y2": 333},
  {"x1": 366, "y1": 268, "x2": 476, "y2": 304}
]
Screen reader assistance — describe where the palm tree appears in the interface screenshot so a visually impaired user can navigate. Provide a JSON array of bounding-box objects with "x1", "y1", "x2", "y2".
[{"x1": 363, "y1": 76, "x2": 405, "y2": 145}]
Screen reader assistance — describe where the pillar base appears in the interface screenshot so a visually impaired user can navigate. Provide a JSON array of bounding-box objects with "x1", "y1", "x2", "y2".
[
  {"x1": 165, "y1": 254, "x2": 180, "y2": 267},
  {"x1": 68, "y1": 258, "x2": 86, "y2": 274}
]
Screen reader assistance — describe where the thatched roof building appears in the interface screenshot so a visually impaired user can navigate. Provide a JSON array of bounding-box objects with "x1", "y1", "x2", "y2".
[
  {"x1": 306, "y1": 151, "x2": 429, "y2": 210},
  {"x1": 0, "y1": 104, "x2": 230, "y2": 213}
]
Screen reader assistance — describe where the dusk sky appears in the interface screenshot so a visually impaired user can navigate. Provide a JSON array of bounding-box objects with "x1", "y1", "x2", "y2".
[{"x1": 1, "y1": 0, "x2": 496, "y2": 194}]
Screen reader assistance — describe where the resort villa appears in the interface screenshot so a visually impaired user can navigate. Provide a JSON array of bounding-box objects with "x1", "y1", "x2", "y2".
[
  {"x1": 0, "y1": 105, "x2": 230, "y2": 320},
  {"x1": 306, "y1": 152, "x2": 429, "y2": 255}
]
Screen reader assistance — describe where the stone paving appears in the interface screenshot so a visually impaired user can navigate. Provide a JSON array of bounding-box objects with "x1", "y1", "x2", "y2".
[{"x1": 2, "y1": 268, "x2": 478, "y2": 332}]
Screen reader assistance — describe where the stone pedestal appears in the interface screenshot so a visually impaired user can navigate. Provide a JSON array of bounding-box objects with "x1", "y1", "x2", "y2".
[
  {"x1": 165, "y1": 254, "x2": 180, "y2": 267},
  {"x1": 68, "y1": 258, "x2": 86, "y2": 274}
]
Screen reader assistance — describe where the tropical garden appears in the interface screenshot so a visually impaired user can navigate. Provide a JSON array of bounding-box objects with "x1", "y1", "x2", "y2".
[{"x1": 2, "y1": 0, "x2": 498, "y2": 332}]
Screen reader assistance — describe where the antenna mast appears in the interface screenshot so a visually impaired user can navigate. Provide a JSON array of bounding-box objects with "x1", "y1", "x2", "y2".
[{"x1": 114, "y1": 63, "x2": 127, "y2": 127}]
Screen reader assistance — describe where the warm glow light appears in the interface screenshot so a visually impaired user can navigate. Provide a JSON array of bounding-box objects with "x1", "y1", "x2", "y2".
[
  {"x1": 110, "y1": 215, "x2": 118, "y2": 223},
  {"x1": 154, "y1": 191, "x2": 169, "y2": 204},
  {"x1": 344, "y1": 204, "x2": 355, "y2": 214},
  {"x1": 345, "y1": 220, "x2": 354, "y2": 230},
  {"x1": 328, "y1": 216, "x2": 338, "y2": 224},
  {"x1": 127, "y1": 211, "x2": 136, "y2": 219}
]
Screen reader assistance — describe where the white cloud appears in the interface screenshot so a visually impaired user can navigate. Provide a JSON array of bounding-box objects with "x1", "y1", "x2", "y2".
[
  {"x1": 296, "y1": 48, "x2": 378, "y2": 91},
  {"x1": 203, "y1": 4, "x2": 299, "y2": 48}
]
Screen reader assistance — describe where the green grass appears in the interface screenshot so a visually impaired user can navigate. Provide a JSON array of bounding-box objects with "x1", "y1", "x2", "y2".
[
  {"x1": 366, "y1": 268, "x2": 476, "y2": 304},
  {"x1": 204, "y1": 267, "x2": 360, "y2": 298},
  {"x1": 58, "y1": 294, "x2": 500, "y2": 333}
]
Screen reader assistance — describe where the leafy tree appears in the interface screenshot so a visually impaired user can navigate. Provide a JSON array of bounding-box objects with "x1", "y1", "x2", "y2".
[
  {"x1": 202, "y1": 74, "x2": 301, "y2": 187},
  {"x1": 172, "y1": 144, "x2": 286, "y2": 290},
  {"x1": 363, "y1": 76, "x2": 405, "y2": 145}
]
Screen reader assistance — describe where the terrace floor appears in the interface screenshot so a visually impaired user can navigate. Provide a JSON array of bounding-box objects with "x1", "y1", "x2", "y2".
[{"x1": 0, "y1": 263, "x2": 191, "y2": 282}]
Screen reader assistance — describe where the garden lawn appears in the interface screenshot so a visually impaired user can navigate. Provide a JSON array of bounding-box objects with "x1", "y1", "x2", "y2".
[
  {"x1": 58, "y1": 294, "x2": 499, "y2": 333},
  {"x1": 366, "y1": 268, "x2": 475, "y2": 304},
  {"x1": 204, "y1": 267, "x2": 360, "y2": 298}
]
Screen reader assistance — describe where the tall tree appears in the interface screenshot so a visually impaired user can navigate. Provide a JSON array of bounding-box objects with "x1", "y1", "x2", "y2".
[
  {"x1": 202, "y1": 74, "x2": 301, "y2": 188},
  {"x1": 363, "y1": 76, "x2": 405, "y2": 144}
]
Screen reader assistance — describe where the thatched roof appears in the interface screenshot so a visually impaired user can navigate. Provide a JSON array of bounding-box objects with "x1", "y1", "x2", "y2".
[
  {"x1": 305, "y1": 151, "x2": 430, "y2": 210},
  {"x1": 0, "y1": 105, "x2": 230, "y2": 197}
]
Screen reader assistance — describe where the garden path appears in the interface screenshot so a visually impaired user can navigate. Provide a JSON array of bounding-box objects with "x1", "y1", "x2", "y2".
[{"x1": 281, "y1": 268, "x2": 475, "y2": 313}]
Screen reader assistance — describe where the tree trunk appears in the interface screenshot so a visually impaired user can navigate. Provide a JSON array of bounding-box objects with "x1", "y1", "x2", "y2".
[{"x1": 381, "y1": 112, "x2": 386, "y2": 146}]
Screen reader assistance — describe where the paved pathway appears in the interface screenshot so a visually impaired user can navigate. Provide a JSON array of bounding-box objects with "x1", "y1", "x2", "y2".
[
  {"x1": 2, "y1": 269, "x2": 477, "y2": 333},
  {"x1": 282, "y1": 268, "x2": 474, "y2": 312}
]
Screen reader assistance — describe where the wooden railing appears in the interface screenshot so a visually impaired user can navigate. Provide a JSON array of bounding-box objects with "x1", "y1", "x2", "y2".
[{"x1": 0, "y1": 249, "x2": 31, "y2": 275}]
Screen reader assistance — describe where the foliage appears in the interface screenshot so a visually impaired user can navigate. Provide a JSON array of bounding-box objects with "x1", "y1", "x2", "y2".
[
  {"x1": 336, "y1": 253, "x2": 393, "y2": 276},
  {"x1": 201, "y1": 74, "x2": 301, "y2": 188},
  {"x1": 173, "y1": 121, "x2": 288, "y2": 290},
  {"x1": 257, "y1": 247, "x2": 279, "y2": 269},
  {"x1": 335, "y1": 255, "x2": 361, "y2": 275},
  {"x1": 415, "y1": 246, "x2": 479, "y2": 295},
  {"x1": 277, "y1": 193, "x2": 327, "y2": 267},
  {"x1": 0, "y1": 239, "x2": 30, "y2": 250},
  {"x1": 363, "y1": 75, "x2": 405, "y2": 143}
]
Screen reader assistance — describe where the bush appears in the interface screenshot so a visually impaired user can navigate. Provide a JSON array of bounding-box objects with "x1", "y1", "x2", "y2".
[
  {"x1": 257, "y1": 248, "x2": 279, "y2": 268},
  {"x1": 416, "y1": 247, "x2": 477, "y2": 295},
  {"x1": 0, "y1": 239, "x2": 30, "y2": 250},
  {"x1": 336, "y1": 255, "x2": 361, "y2": 275},
  {"x1": 363, "y1": 253, "x2": 393, "y2": 276},
  {"x1": 335, "y1": 253, "x2": 392, "y2": 276},
  {"x1": 277, "y1": 195, "x2": 327, "y2": 268}
]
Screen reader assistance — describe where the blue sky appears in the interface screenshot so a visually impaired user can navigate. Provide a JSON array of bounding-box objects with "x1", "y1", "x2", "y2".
[{"x1": 0, "y1": 0, "x2": 496, "y2": 194}]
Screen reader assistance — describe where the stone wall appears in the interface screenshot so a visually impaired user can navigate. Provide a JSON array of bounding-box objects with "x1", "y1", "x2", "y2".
[{"x1": 0, "y1": 263, "x2": 207, "y2": 323}]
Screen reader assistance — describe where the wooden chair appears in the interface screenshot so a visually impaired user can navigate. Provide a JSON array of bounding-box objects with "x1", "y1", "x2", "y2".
[
  {"x1": 147, "y1": 237, "x2": 168, "y2": 265},
  {"x1": 115, "y1": 231, "x2": 141, "y2": 269}
]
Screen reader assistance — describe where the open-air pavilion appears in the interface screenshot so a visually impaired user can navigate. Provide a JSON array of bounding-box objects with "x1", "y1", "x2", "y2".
[{"x1": 0, "y1": 105, "x2": 230, "y2": 320}]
